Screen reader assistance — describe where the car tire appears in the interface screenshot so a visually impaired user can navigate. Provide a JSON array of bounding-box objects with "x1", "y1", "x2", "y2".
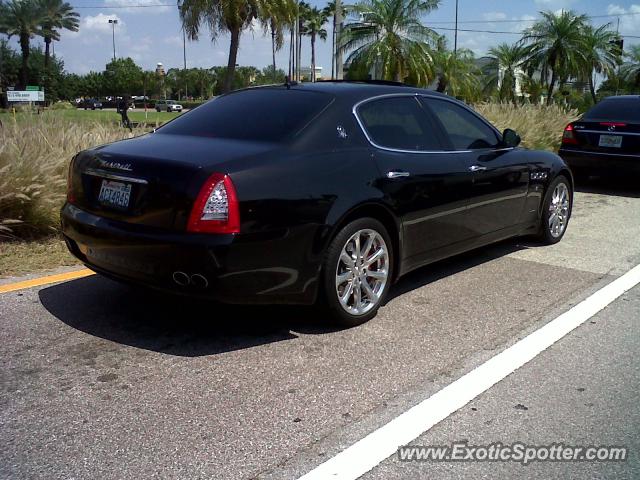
[
  {"x1": 167, "y1": 108, "x2": 171, "y2": 113},
  {"x1": 537, "y1": 175, "x2": 572, "y2": 245},
  {"x1": 320, "y1": 217, "x2": 394, "y2": 327}
]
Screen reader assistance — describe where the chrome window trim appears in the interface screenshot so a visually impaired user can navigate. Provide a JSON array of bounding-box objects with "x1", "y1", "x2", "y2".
[
  {"x1": 352, "y1": 92, "x2": 506, "y2": 155},
  {"x1": 84, "y1": 168, "x2": 149, "y2": 184},
  {"x1": 560, "y1": 149, "x2": 640, "y2": 158},
  {"x1": 576, "y1": 129, "x2": 640, "y2": 137}
]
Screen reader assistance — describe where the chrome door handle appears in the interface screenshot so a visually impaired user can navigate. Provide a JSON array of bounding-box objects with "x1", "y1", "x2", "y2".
[
  {"x1": 386, "y1": 170, "x2": 410, "y2": 179},
  {"x1": 469, "y1": 165, "x2": 487, "y2": 172}
]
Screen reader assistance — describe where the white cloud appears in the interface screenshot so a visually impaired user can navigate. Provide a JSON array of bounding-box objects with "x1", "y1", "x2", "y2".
[
  {"x1": 81, "y1": 13, "x2": 126, "y2": 33},
  {"x1": 607, "y1": 4, "x2": 640, "y2": 47},
  {"x1": 103, "y1": 0, "x2": 171, "y2": 14},
  {"x1": 483, "y1": 12, "x2": 508, "y2": 22}
]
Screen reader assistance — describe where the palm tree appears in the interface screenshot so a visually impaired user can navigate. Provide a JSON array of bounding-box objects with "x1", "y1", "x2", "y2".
[
  {"x1": 323, "y1": 0, "x2": 346, "y2": 79},
  {"x1": 304, "y1": 6, "x2": 327, "y2": 81},
  {"x1": 431, "y1": 41, "x2": 479, "y2": 99},
  {"x1": 1, "y1": 0, "x2": 44, "y2": 88},
  {"x1": 38, "y1": 0, "x2": 78, "y2": 70},
  {"x1": 180, "y1": 0, "x2": 288, "y2": 93},
  {"x1": 265, "y1": 0, "x2": 295, "y2": 82},
  {"x1": 621, "y1": 44, "x2": 640, "y2": 86},
  {"x1": 580, "y1": 24, "x2": 620, "y2": 103},
  {"x1": 521, "y1": 10, "x2": 588, "y2": 105},
  {"x1": 339, "y1": 0, "x2": 440, "y2": 83},
  {"x1": 484, "y1": 43, "x2": 526, "y2": 105}
]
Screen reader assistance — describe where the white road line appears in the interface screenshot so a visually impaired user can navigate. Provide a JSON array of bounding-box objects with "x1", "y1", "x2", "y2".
[{"x1": 297, "y1": 263, "x2": 640, "y2": 480}]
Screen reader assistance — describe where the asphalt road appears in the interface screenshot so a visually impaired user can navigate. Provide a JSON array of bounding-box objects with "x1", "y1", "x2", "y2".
[{"x1": 1, "y1": 177, "x2": 639, "y2": 480}]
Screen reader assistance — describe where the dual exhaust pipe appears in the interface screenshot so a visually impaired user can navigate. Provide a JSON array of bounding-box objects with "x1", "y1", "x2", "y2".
[{"x1": 172, "y1": 271, "x2": 209, "y2": 289}]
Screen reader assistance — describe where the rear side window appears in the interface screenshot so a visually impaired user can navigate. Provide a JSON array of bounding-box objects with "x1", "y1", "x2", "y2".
[
  {"x1": 157, "y1": 89, "x2": 333, "y2": 142},
  {"x1": 583, "y1": 98, "x2": 640, "y2": 123},
  {"x1": 357, "y1": 96, "x2": 442, "y2": 151},
  {"x1": 424, "y1": 98, "x2": 500, "y2": 150}
]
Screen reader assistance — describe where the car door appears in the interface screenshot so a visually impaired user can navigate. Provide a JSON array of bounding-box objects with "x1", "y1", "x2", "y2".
[
  {"x1": 421, "y1": 97, "x2": 530, "y2": 237},
  {"x1": 355, "y1": 95, "x2": 475, "y2": 270}
]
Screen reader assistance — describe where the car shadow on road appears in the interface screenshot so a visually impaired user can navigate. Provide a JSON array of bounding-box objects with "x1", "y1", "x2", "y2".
[
  {"x1": 574, "y1": 176, "x2": 640, "y2": 199},
  {"x1": 386, "y1": 240, "x2": 527, "y2": 302},
  {"x1": 39, "y1": 276, "x2": 341, "y2": 357},
  {"x1": 40, "y1": 239, "x2": 531, "y2": 357}
]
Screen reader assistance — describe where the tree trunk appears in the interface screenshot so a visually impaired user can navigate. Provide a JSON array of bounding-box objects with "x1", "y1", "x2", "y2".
[
  {"x1": 288, "y1": 27, "x2": 294, "y2": 79},
  {"x1": 331, "y1": 16, "x2": 336, "y2": 79},
  {"x1": 44, "y1": 37, "x2": 51, "y2": 70},
  {"x1": 223, "y1": 27, "x2": 241, "y2": 93},
  {"x1": 271, "y1": 21, "x2": 277, "y2": 82},
  {"x1": 19, "y1": 32, "x2": 30, "y2": 89},
  {"x1": 546, "y1": 68, "x2": 557, "y2": 106},
  {"x1": 311, "y1": 33, "x2": 316, "y2": 82},
  {"x1": 589, "y1": 73, "x2": 597, "y2": 104},
  {"x1": 436, "y1": 76, "x2": 447, "y2": 93}
]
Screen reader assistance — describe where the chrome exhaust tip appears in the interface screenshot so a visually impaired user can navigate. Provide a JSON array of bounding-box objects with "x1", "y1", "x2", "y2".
[
  {"x1": 172, "y1": 271, "x2": 190, "y2": 286},
  {"x1": 190, "y1": 273, "x2": 209, "y2": 289}
]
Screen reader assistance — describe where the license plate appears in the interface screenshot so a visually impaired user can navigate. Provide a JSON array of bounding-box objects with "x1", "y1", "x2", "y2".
[
  {"x1": 599, "y1": 135, "x2": 622, "y2": 148},
  {"x1": 98, "y1": 180, "x2": 131, "y2": 209}
]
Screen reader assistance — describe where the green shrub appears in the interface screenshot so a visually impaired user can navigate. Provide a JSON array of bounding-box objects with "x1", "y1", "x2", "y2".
[
  {"x1": 475, "y1": 103, "x2": 580, "y2": 151},
  {"x1": 0, "y1": 113, "x2": 135, "y2": 240}
]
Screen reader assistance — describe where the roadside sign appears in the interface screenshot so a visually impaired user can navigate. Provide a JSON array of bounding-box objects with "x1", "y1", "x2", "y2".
[
  {"x1": 26, "y1": 85, "x2": 40, "y2": 91},
  {"x1": 7, "y1": 90, "x2": 45, "y2": 102}
]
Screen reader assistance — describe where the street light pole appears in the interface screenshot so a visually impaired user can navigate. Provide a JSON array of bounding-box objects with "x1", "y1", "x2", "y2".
[
  {"x1": 108, "y1": 19, "x2": 118, "y2": 61},
  {"x1": 453, "y1": 0, "x2": 458, "y2": 57}
]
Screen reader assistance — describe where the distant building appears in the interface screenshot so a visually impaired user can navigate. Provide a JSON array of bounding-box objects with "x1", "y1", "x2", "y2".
[{"x1": 301, "y1": 66, "x2": 323, "y2": 81}]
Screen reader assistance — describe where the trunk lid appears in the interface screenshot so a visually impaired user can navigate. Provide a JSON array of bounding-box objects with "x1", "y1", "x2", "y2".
[
  {"x1": 70, "y1": 133, "x2": 276, "y2": 230},
  {"x1": 572, "y1": 121, "x2": 640, "y2": 155}
]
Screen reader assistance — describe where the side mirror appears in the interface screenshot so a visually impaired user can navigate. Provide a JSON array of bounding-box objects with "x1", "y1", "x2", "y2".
[{"x1": 502, "y1": 128, "x2": 521, "y2": 148}]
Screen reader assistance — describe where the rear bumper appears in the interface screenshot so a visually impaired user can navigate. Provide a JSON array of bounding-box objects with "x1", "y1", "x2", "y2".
[
  {"x1": 559, "y1": 148, "x2": 640, "y2": 175},
  {"x1": 61, "y1": 203, "x2": 318, "y2": 305}
]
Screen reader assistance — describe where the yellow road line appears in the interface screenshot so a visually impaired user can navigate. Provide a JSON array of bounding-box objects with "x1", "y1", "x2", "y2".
[{"x1": 0, "y1": 269, "x2": 95, "y2": 294}]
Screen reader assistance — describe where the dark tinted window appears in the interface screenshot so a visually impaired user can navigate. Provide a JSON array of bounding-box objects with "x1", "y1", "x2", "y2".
[
  {"x1": 358, "y1": 97, "x2": 442, "y2": 150},
  {"x1": 583, "y1": 98, "x2": 640, "y2": 122},
  {"x1": 424, "y1": 98, "x2": 500, "y2": 150},
  {"x1": 157, "y1": 89, "x2": 333, "y2": 142}
]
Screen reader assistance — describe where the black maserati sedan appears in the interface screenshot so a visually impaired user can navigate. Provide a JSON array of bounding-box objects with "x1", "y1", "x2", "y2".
[
  {"x1": 62, "y1": 82, "x2": 573, "y2": 326},
  {"x1": 559, "y1": 95, "x2": 640, "y2": 178}
]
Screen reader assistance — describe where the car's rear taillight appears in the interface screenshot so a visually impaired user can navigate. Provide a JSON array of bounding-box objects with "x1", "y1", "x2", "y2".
[
  {"x1": 66, "y1": 156, "x2": 76, "y2": 204},
  {"x1": 187, "y1": 173, "x2": 240, "y2": 234},
  {"x1": 562, "y1": 123, "x2": 578, "y2": 145}
]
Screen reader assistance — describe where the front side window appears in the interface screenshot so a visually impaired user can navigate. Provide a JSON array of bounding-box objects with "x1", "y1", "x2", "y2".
[
  {"x1": 424, "y1": 98, "x2": 500, "y2": 150},
  {"x1": 357, "y1": 96, "x2": 442, "y2": 151}
]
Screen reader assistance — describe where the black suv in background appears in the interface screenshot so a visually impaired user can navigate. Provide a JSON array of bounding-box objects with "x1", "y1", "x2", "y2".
[
  {"x1": 559, "y1": 95, "x2": 640, "y2": 178},
  {"x1": 80, "y1": 98, "x2": 103, "y2": 110}
]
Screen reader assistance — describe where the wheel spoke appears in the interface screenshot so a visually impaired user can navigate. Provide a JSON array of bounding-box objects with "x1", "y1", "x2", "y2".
[
  {"x1": 367, "y1": 270, "x2": 387, "y2": 280},
  {"x1": 340, "y1": 281, "x2": 353, "y2": 305},
  {"x1": 361, "y1": 279, "x2": 377, "y2": 302},
  {"x1": 364, "y1": 247, "x2": 385, "y2": 268},
  {"x1": 336, "y1": 271, "x2": 352, "y2": 286},
  {"x1": 353, "y1": 282, "x2": 362, "y2": 311},
  {"x1": 361, "y1": 233, "x2": 374, "y2": 260},
  {"x1": 354, "y1": 234, "x2": 361, "y2": 264},
  {"x1": 340, "y1": 251, "x2": 354, "y2": 268}
]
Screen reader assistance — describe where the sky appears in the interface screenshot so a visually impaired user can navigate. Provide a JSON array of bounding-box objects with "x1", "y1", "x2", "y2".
[{"x1": 15, "y1": 0, "x2": 640, "y2": 75}]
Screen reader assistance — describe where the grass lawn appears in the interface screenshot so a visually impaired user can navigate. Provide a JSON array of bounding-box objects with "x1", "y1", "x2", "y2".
[
  {"x1": 0, "y1": 237, "x2": 79, "y2": 278},
  {"x1": 0, "y1": 108, "x2": 183, "y2": 127}
]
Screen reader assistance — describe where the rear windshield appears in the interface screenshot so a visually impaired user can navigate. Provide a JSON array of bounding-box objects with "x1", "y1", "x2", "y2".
[
  {"x1": 157, "y1": 88, "x2": 333, "y2": 142},
  {"x1": 583, "y1": 98, "x2": 640, "y2": 122}
]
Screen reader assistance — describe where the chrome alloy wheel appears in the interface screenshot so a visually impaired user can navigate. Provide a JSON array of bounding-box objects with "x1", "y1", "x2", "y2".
[
  {"x1": 335, "y1": 229, "x2": 389, "y2": 315},
  {"x1": 548, "y1": 182, "x2": 570, "y2": 238}
]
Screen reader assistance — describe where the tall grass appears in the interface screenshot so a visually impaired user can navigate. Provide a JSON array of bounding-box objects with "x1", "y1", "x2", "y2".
[
  {"x1": 476, "y1": 103, "x2": 580, "y2": 151},
  {"x1": 0, "y1": 104, "x2": 579, "y2": 241},
  {"x1": 0, "y1": 113, "x2": 136, "y2": 239}
]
